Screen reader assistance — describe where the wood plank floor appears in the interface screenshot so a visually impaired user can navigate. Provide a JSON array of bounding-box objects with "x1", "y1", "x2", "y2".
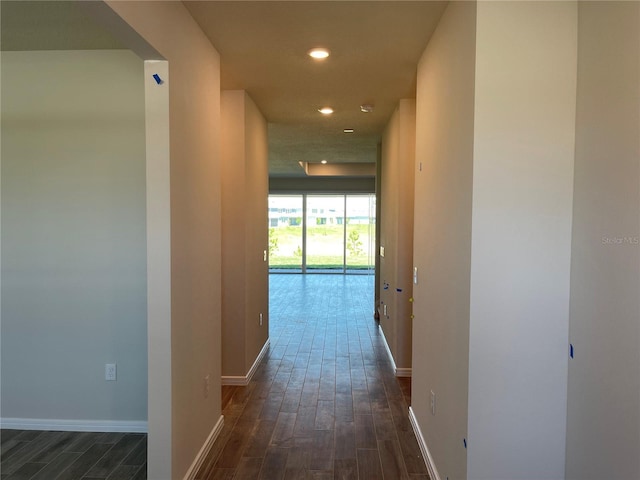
[
  {"x1": 0, "y1": 430, "x2": 146, "y2": 480},
  {"x1": 197, "y1": 274, "x2": 427, "y2": 480}
]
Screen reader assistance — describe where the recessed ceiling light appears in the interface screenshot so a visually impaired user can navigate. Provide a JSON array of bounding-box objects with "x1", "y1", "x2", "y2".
[
  {"x1": 360, "y1": 104, "x2": 374, "y2": 113},
  {"x1": 308, "y1": 48, "x2": 330, "y2": 59},
  {"x1": 343, "y1": 128, "x2": 354, "y2": 133},
  {"x1": 320, "y1": 160, "x2": 328, "y2": 164},
  {"x1": 318, "y1": 107, "x2": 334, "y2": 115}
]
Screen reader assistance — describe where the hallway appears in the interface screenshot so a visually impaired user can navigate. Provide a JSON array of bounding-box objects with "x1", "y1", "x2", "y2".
[{"x1": 197, "y1": 274, "x2": 427, "y2": 479}]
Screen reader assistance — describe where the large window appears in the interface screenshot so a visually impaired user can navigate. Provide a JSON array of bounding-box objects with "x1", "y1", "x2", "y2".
[
  {"x1": 268, "y1": 195, "x2": 303, "y2": 272},
  {"x1": 268, "y1": 194, "x2": 376, "y2": 274},
  {"x1": 346, "y1": 195, "x2": 376, "y2": 271},
  {"x1": 306, "y1": 195, "x2": 345, "y2": 271}
]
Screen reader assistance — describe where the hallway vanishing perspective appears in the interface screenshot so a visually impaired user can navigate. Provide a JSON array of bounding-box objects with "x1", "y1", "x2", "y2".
[{"x1": 197, "y1": 274, "x2": 427, "y2": 479}]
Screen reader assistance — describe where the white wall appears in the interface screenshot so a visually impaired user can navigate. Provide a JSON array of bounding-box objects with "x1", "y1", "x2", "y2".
[
  {"x1": 1, "y1": 50, "x2": 147, "y2": 424},
  {"x1": 566, "y1": 2, "x2": 640, "y2": 479},
  {"x1": 412, "y1": 3, "x2": 476, "y2": 480},
  {"x1": 468, "y1": 2, "x2": 577, "y2": 479}
]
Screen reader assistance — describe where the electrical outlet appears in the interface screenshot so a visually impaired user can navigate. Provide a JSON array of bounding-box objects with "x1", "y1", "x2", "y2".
[
  {"x1": 413, "y1": 267, "x2": 419, "y2": 284},
  {"x1": 204, "y1": 374, "x2": 210, "y2": 398},
  {"x1": 430, "y1": 390, "x2": 436, "y2": 415},
  {"x1": 263, "y1": 250, "x2": 267, "y2": 262},
  {"x1": 105, "y1": 363, "x2": 117, "y2": 381},
  {"x1": 259, "y1": 313, "x2": 263, "y2": 326},
  {"x1": 383, "y1": 304, "x2": 387, "y2": 316}
]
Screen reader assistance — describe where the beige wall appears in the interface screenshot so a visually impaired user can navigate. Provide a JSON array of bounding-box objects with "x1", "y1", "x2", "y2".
[
  {"x1": 379, "y1": 99, "x2": 415, "y2": 373},
  {"x1": 1, "y1": 49, "x2": 147, "y2": 424},
  {"x1": 221, "y1": 91, "x2": 246, "y2": 376},
  {"x1": 380, "y1": 106, "x2": 399, "y2": 360},
  {"x1": 468, "y1": 2, "x2": 577, "y2": 478},
  {"x1": 413, "y1": 2, "x2": 578, "y2": 479},
  {"x1": 242, "y1": 94, "x2": 270, "y2": 373},
  {"x1": 221, "y1": 90, "x2": 269, "y2": 378},
  {"x1": 104, "y1": 2, "x2": 223, "y2": 478},
  {"x1": 566, "y1": 2, "x2": 640, "y2": 479},
  {"x1": 412, "y1": 3, "x2": 476, "y2": 480},
  {"x1": 142, "y1": 58, "x2": 172, "y2": 479}
]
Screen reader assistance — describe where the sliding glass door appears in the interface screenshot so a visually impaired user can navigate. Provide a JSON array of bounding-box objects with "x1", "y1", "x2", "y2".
[
  {"x1": 345, "y1": 195, "x2": 376, "y2": 272},
  {"x1": 268, "y1": 195, "x2": 303, "y2": 272},
  {"x1": 306, "y1": 195, "x2": 345, "y2": 272},
  {"x1": 268, "y1": 194, "x2": 375, "y2": 274}
]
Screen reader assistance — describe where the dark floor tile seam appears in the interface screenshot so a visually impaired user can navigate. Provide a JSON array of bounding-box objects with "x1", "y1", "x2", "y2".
[
  {"x1": 2, "y1": 460, "x2": 47, "y2": 480},
  {"x1": 53, "y1": 434, "x2": 145, "y2": 480},
  {"x1": 1, "y1": 432, "x2": 64, "y2": 476},
  {"x1": 52, "y1": 440, "x2": 116, "y2": 480}
]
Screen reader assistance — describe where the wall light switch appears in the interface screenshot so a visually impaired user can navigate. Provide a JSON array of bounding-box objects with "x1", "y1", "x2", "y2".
[
  {"x1": 380, "y1": 246, "x2": 385, "y2": 258},
  {"x1": 105, "y1": 363, "x2": 117, "y2": 381},
  {"x1": 263, "y1": 250, "x2": 267, "y2": 262}
]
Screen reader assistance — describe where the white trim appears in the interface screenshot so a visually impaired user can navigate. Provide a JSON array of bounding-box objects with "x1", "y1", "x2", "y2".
[
  {"x1": 0, "y1": 418, "x2": 148, "y2": 433},
  {"x1": 377, "y1": 324, "x2": 412, "y2": 377},
  {"x1": 220, "y1": 375, "x2": 248, "y2": 386},
  {"x1": 409, "y1": 407, "x2": 441, "y2": 480},
  {"x1": 247, "y1": 338, "x2": 270, "y2": 381},
  {"x1": 378, "y1": 324, "x2": 398, "y2": 373},
  {"x1": 221, "y1": 339, "x2": 270, "y2": 386},
  {"x1": 182, "y1": 415, "x2": 224, "y2": 480}
]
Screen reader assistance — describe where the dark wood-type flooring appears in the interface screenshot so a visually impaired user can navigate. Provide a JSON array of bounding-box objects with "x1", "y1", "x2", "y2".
[
  {"x1": 1, "y1": 274, "x2": 424, "y2": 480},
  {"x1": 0, "y1": 430, "x2": 146, "y2": 480},
  {"x1": 197, "y1": 274, "x2": 427, "y2": 480}
]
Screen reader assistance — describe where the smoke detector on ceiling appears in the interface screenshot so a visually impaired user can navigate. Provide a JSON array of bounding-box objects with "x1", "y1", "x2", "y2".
[{"x1": 360, "y1": 104, "x2": 374, "y2": 113}]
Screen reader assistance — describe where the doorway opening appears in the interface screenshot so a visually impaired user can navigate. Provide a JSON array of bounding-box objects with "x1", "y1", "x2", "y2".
[{"x1": 268, "y1": 194, "x2": 376, "y2": 274}]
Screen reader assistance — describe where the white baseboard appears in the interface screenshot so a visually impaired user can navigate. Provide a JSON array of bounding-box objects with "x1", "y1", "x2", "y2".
[
  {"x1": 221, "y1": 338, "x2": 270, "y2": 386},
  {"x1": 182, "y1": 415, "x2": 224, "y2": 480},
  {"x1": 0, "y1": 418, "x2": 147, "y2": 433},
  {"x1": 377, "y1": 325, "x2": 411, "y2": 377},
  {"x1": 378, "y1": 324, "x2": 398, "y2": 372},
  {"x1": 409, "y1": 407, "x2": 441, "y2": 480}
]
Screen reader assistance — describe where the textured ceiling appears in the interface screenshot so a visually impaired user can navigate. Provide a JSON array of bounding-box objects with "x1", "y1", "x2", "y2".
[
  {"x1": 183, "y1": 1, "x2": 448, "y2": 177},
  {"x1": 1, "y1": 0, "x2": 447, "y2": 178}
]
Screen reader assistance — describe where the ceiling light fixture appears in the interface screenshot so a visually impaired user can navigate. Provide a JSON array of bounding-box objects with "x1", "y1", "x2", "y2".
[
  {"x1": 343, "y1": 128, "x2": 354, "y2": 134},
  {"x1": 318, "y1": 107, "x2": 334, "y2": 115},
  {"x1": 308, "y1": 48, "x2": 330, "y2": 59},
  {"x1": 320, "y1": 160, "x2": 328, "y2": 164},
  {"x1": 360, "y1": 104, "x2": 374, "y2": 113}
]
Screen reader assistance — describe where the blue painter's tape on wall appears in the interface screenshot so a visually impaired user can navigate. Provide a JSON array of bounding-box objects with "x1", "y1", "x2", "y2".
[
  {"x1": 153, "y1": 73, "x2": 163, "y2": 85},
  {"x1": 570, "y1": 344, "x2": 574, "y2": 358},
  {"x1": 396, "y1": 288, "x2": 402, "y2": 292},
  {"x1": 463, "y1": 438, "x2": 467, "y2": 449}
]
